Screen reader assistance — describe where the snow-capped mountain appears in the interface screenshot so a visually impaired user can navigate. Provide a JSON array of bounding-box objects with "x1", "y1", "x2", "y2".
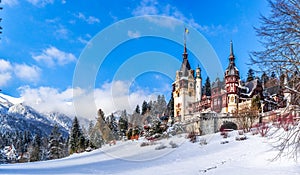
[{"x1": 0, "y1": 93, "x2": 72, "y2": 137}]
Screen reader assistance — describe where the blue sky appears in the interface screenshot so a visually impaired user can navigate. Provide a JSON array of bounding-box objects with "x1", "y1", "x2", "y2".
[{"x1": 0, "y1": 0, "x2": 269, "y2": 118}]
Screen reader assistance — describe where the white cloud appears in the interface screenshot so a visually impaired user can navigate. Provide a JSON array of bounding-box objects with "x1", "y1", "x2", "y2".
[
  {"x1": 0, "y1": 59, "x2": 12, "y2": 72},
  {"x1": 14, "y1": 64, "x2": 41, "y2": 83},
  {"x1": 0, "y1": 72, "x2": 12, "y2": 87},
  {"x1": 132, "y1": 0, "x2": 238, "y2": 36},
  {"x1": 33, "y1": 46, "x2": 76, "y2": 67},
  {"x1": 0, "y1": 59, "x2": 42, "y2": 85},
  {"x1": 132, "y1": 0, "x2": 198, "y2": 29},
  {"x1": 127, "y1": 30, "x2": 141, "y2": 38},
  {"x1": 0, "y1": 59, "x2": 13, "y2": 86},
  {"x1": 75, "y1": 12, "x2": 100, "y2": 24},
  {"x1": 19, "y1": 86, "x2": 77, "y2": 116},
  {"x1": 2, "y1": 0, "x2": 19, "y2": 6},
  {"x1": 78, "y1": 34, "x2": 91, "y2": 44},
  {"x1": 27, "y1": 0, "x2": 54, "y2": 7},
  {"x1": 19, "y1": 81, "x2": 157, "y2": 119},
  {"x1": 132, "y1": 0, "x2": 159, "y2": 16},
  {"x1": 54, "y1": 25, "x2": 70, "y2": 40}
]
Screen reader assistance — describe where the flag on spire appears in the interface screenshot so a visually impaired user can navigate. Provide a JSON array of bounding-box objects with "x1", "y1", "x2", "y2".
[{"x1": 185, "y1": 28, "x2": 189, "y2": 34}]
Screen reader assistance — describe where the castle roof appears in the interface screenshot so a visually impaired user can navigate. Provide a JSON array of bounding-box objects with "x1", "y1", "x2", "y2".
[
  {"x1": 225, "y1": 41, "x2": 239, "y2": 77},
  {"x1": 180, "y1": 43, "x2": 191, "y2": 77}
]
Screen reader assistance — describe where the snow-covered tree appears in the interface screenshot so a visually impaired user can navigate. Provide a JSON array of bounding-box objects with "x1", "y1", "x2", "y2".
[
  {"x1": 0, "y1": 150, "x2": 7, "y2": 164},
  {"x1": 107, "y1": 113, "x2": 119, "y2": 140},
  {"x1": 251, "y1": 0, "x2": 300, "y2": 159},
  {"x1": 69, "y1": 117, "x2": 84, "y2": 154},
  {"x1": 119, "y1": 110, "x2": 128, "y2": 137},
  {"x1": 30, "y1": 134, "x2": 42, "y2": 162},
  {"x1": 48, "y1": 124, "x2": 65, "y2": 160}
]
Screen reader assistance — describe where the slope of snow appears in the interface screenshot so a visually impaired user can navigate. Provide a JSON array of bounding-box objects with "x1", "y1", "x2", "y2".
[
  {"x1": 1, "y1": 131, "x2": 299, "y2": 175},
  {"x1": 0, "y1": 93, "x2": 23, "y2": 105}
]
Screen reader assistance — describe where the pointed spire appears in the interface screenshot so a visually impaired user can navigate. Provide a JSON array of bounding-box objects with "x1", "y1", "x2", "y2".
[
  {"x1": 230, "y1": 40, "x2": 234, "y2": 56},
  {"x1": 182, "y1": 27, "x2": 188, "y2": 60},
  {"x1": 180, "y1": 27, "x2": 191, "y2": 76},
  {"x1": 183, "y1": 27, "x2": 188, "y2": 55},
  {"x1": 229, "y1": 40, "x2": 235, "y2": 65},
  {"x1": 183, "y1": 42, "x2": 187, "y2": 54}
]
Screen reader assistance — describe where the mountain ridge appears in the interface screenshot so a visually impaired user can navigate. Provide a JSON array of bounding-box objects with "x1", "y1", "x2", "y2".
[{"x1": 0, "y1": 93, "x2": 72, "y2": 137}]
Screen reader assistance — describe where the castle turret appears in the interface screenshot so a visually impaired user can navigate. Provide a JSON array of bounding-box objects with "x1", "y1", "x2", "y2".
[
  {"x1": 195, "y1": 65, "x2": 202, "y2": 101},
  {"x1": 173, "y1": 30, "x2": 196, "y2": 122},
  {"x1": 224, "y1": 41, "x2": 240, "y2": 113}
]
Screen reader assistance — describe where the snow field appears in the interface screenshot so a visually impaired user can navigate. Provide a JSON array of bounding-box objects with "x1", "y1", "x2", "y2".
[{"x1": 1, "y1": 131, "x2": 299, "y2": 175}]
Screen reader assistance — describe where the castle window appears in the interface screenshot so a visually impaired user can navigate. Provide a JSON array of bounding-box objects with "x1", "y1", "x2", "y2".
[{"x1": 189, "y1": 92, "x2": 192, "y2": 96}]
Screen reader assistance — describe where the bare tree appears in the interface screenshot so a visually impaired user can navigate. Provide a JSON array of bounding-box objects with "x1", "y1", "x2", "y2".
[{"x1": 251, "y1": 0, "x2": 300, "y2": 160}]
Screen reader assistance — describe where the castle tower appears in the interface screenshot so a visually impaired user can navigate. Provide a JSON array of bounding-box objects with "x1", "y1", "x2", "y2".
[
  {"x1": 224, "y1": 41, "x2": 240, "y2": 113},
  {"x1": 173, "y1": 38, "x2": 195, "y2": 122},
  {"x1": 195, "y1": 65, "x2": 202, "y2": 101}
]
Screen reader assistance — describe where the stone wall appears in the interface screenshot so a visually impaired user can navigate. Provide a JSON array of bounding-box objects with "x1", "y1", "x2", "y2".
[{"x1": 186, "y1": 113, "x2": 238, "y2": 135}]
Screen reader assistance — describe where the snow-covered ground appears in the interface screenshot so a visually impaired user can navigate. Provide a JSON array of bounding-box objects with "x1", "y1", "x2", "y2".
[{"x1": 1, "y1": 131, "x2": 299, "y2": 175}]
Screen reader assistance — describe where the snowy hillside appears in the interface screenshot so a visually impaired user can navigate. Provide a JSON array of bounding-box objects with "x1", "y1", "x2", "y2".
[
  {"x1": 1, "y1": 131, "x2": 299, "y2": 175},
  {"x1": 0, "y1": 93, "x2": 72, "y2": 137}
]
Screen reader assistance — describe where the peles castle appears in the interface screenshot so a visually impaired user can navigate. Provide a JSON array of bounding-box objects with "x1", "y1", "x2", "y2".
[{"x1": 172, "y1": 39, "x2": 297, "y2": 133}]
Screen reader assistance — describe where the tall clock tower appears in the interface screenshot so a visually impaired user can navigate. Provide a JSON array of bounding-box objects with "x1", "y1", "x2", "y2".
[
  {"x1": 225, "y1": 41, "x2": 240, "y2": 113},
  {"x1": 173, "y1": 42, "x2": 195, "y2": 122}
]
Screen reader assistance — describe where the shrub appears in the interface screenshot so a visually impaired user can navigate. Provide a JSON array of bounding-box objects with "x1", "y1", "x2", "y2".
[
  {"x1": 199, "y1": 138, "x2": 207, "y2": 145},
  {"x1": 169, "y1": 141, "x2": 178, "y2": 148},
  {"x1": 155, "y1": 144, "x2": 167, "y2": 150}
]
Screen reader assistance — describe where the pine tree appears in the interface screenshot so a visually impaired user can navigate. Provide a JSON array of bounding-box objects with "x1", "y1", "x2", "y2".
[
  {"x1": 167, "y1": 92, "x2": 174, "y2": 125},
  {"x1": 271, "y1": 71, "x2": 276, "y2": 78},
  {"x1": 204, "y1": 77, "x2": 211, "y2": 96},
  {"x1": 0, "y1": 150, "x2": 7, "y2": 164},
  {"x1": 246, "y1": 68, "x2": 255, "y2": 82},
  {"x1": 69, "y1": 116, "x2": 84, "y2": 154},
  {"x1": 159, "y1": 95, "x2": 167, "y2": 114},
  {"x1": 119, "y1": 110, "x2": 128, "y2": 137},
  {"x1": 48, "y1": 124, "x2": 64, "y2": 160},
  {"x1": 141, "y1": 101, "x2": 148, "y2": 115},
  {"x1": 261, "y1": 71, "x2": 269, "y2": 84},
  {"x1": 30, "y1": 134, "x2": 41, "y2": 162},
  {"x1": 108, "y1": 113, "x2": 119, "y2": 140},
  {"x1": 135, "y1": 105, "x2": 140, "y2": 114}
]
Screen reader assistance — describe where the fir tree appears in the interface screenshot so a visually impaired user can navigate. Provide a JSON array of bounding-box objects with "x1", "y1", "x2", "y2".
[
  {"x1": 48, "y1": 124, "x2": 64, "y2": 160},
  {"x1": 119, "y1": 110, "x2": 128, "y2": 137},
  {"x1": 69, "y1": 117, "x2": 83, "y2": 154},
  {"x1": 261, "y1": 71, "x2": 269, "y2": 84},
  {"x1": 135, "y1": 105, "x2": 140, "y2": 114},
  {"x1": 204, "y1": 77, "x2": 211, "y2": 96},
  {"x1": 0, "y1": 150, "x2": 7, "y2": 164},
  {"x1": 141, "y1": 101, "x2": 148, "y2": 115},
  {"x1": 246, "y1": 68, "x2": 255, "y2": 82},
  {"x1": 271, "y1": 71, "x2": 276, "y2": 78},
  {"x1": 108, "y1": 113, "x2": 119, "y2": 140},
  {"x1": 30, "y1": 134, "x2": 41, "y2": 162},
  {"x1": 167, "y1": 92, "x2": 174, "y2": 125}
]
